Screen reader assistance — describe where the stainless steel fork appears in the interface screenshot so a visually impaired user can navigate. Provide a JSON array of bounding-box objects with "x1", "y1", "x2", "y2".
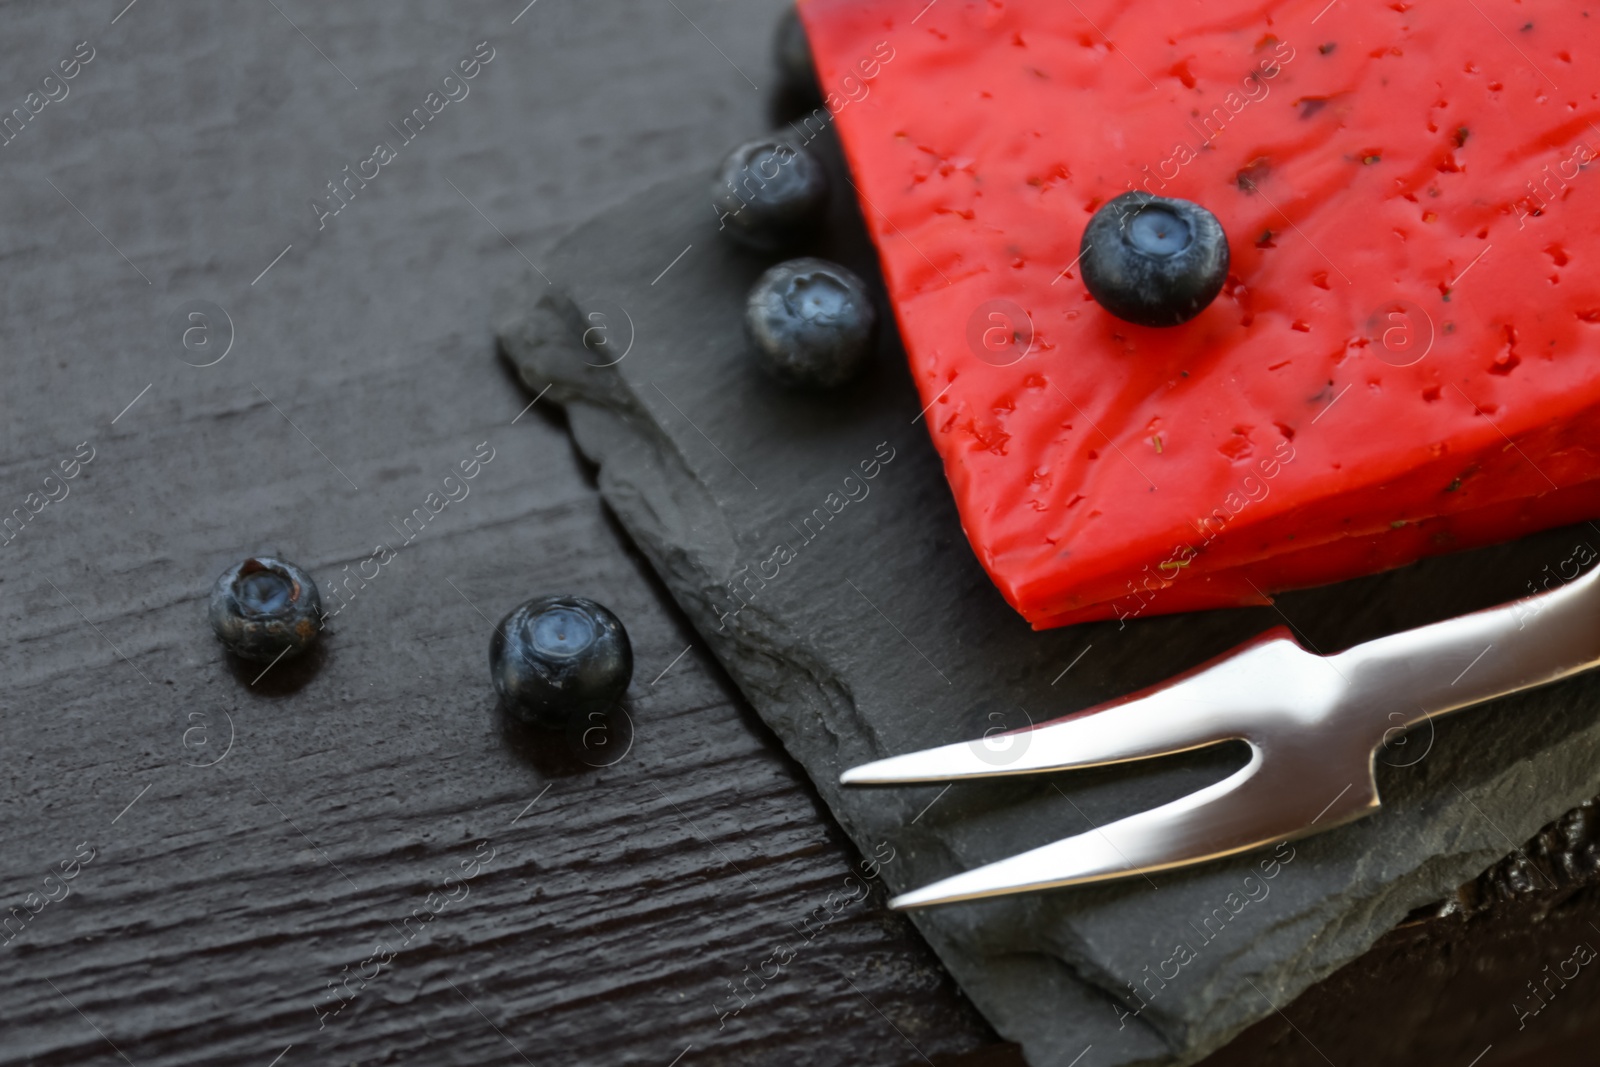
[{"x1": 841, "y1": 564, "x2": 1600, "y2": 909}]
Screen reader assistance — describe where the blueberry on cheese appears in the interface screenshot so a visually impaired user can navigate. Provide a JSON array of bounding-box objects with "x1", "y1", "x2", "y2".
[{"x1": 1080, "y1": 193, "x2": 1230, "y2": 328}]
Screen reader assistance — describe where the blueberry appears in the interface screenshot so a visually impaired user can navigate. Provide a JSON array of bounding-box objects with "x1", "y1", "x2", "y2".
[
  {"x1": 208, "y1": 557, "x2": 323, "y2": 663},
  {"x1": 490, "y1": 596, "x2": 633, "y2": 727},
  {"x1": 745, "y1": 257, "x2": 877, "y2": 388},
  {"x1": 773, "y1": 5, "x2": 823, "y2": 110},
  {"x1": 1080, "y1": 192, "x2": 1230, "y2": 327},
  {"x1": 712, "y1": 139, "x2": 829, "y2": 252}
]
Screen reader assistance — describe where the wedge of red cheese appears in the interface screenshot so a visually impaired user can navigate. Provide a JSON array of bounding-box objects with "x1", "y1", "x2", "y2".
[{"x1": 797, "y1": 0, "x2": 1600, "y2": 627}]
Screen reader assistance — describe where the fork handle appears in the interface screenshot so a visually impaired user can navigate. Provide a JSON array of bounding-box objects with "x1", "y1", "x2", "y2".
[{"x1": 1328, "y1": 562, "x2": 1600, "y2": 737}]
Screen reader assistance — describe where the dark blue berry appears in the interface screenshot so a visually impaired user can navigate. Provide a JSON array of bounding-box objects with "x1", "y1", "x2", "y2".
[
  {"x1": 208, "y1": 557, "x2": 322, "y2": 663},
  {"x1": 1080, "y1": 192, "x2": 1230, "y2": 327},
  {"x1": 490, "y1": 596, "x2": 633, "y2": 727},
  {"x1": 712, "y1": 139, "x2": 829, "y2": 252},
  {"x1": 745, "y1": 257, "x2": 876, "y2": 388}
]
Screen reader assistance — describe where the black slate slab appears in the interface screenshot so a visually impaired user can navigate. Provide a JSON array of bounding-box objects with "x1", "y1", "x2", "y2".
[{"x1": 497, "y1": 135, "x2": 1600, "y2": 1066}]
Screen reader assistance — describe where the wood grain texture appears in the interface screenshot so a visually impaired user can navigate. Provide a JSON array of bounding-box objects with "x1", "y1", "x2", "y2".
[
  {"x1": 5, "y1": 4, "x2": 1597, "y2": 1066},
  {"x1": 0, "y1": 2, "x2": 993, "y2": 1064}
]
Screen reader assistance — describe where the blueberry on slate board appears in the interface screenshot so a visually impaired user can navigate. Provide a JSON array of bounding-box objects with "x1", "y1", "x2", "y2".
[
  {"x1": 208, "y1": 557, "x2": 322, "y2": 663},
  {"x1": 745, "y1": 257, "x2": 877, "y2": 389},
  {"x1": 1080, "y1": 192, "x2": 1230, "y2": 327},
  {"x1": 712, "y1": 139, "x2": 829, "y2": 252},
  {"x1": 491, "y1": 596, "x2": 633, "y2": 727}
]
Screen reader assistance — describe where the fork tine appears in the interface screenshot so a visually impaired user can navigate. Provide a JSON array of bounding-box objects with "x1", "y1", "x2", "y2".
[
  {"x1": 887, "y1": 748, "x2": 1378, "y2": 909},
  {"x1": 841, "y1": 630, "x2": 1321, "y2": 786}
]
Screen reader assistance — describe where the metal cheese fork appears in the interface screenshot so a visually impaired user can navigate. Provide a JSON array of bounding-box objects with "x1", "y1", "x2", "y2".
[{"x1": 841, "y1": 564, "x2": 1600, "y2": 909}]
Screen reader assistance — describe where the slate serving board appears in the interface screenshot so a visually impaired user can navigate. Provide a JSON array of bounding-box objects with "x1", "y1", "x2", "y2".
[{"x1": 497, "y1": 133, "x2": 1600, "y2": 1066}]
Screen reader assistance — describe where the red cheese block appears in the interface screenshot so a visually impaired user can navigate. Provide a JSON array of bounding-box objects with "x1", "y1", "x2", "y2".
[{"x1": 797, "y1": 0, "x2": 1600, "y2": 627}]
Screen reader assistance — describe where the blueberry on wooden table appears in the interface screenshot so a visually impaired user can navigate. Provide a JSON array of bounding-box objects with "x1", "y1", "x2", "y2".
[
  {"x1": 208, "y1": 557, "x2": 322, "y2": 663},
  {"x1": 1080, "y1": 192, "x2": 1230, "y2": 327},
  {"x1": 491, "y1": 596, "x2": 633, "y2": 728},
  {"x1": 745, "y1": 257, "x2": 877, "y2": 388},
  {"x1": 712, "y1": 138, "x2": 829, "y2": 251}
]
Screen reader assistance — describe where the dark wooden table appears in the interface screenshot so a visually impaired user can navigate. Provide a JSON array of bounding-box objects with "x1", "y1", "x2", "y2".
[
  {"x1": 5, "y1": 4, "x2": 1598, "y2": 1067},
  {"x1": 1, "y1": 2, "x2": 1000, "y2": 1064}
]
